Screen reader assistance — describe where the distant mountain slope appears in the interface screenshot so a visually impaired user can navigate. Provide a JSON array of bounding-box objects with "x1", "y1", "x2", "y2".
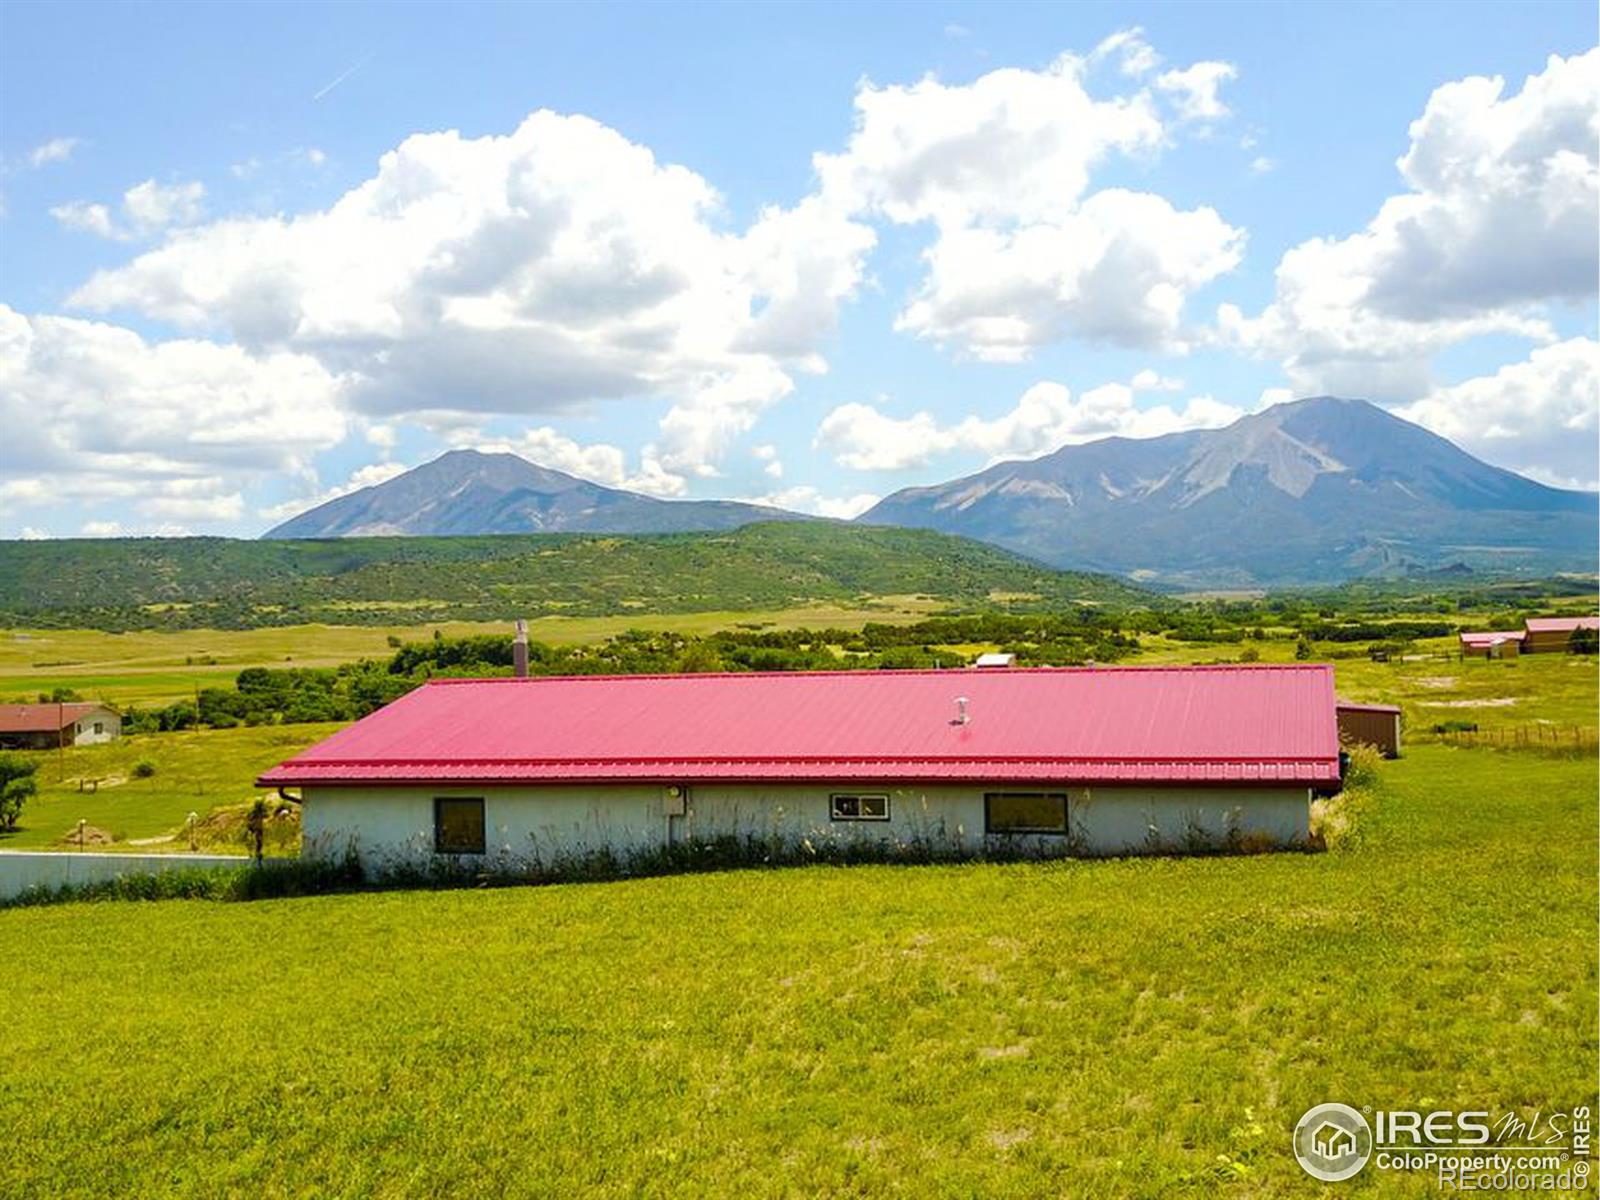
[
  {"x1": 264, "y1": 449, "x2": 807, "y2": 538},
  {"x1": 0, "y1": 523, "x2": 1152, "y2": 630},
  {"x1": 861, "y1": 397, "x2": 1598, "y2": 585}
]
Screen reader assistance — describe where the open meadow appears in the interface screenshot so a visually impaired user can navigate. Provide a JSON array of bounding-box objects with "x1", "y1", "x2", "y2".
[
  {"x1": 0, "y1": 743, "x2": 1592, "y2": 1197},
  {"x1": 0, "y1": 724, "x2": 342, "y2": 851},
  {"x1": 0, "y1": 604, "x2": 941, "y2": 707}
]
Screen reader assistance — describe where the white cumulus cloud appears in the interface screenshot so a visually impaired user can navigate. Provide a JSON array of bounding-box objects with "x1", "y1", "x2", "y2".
[
  {"x1": 1394, "y1": 337, "x2": 1600, "y2": 488},
  {"x1": 66, "y1": 111, "x2": 875, "y2": 486},
  {"x1": 260, "y1": 461, "x2": 409, "y2": 521},
  {"x1": 816, "y1": 377, "x2": 1249, "y2": 471},
  {"x1": 743, "y1": 485, "x2": 880, "y2": 520},
  {"x1": 1092, "y1": 28, "x2": 1162, "y2": 78},
  {"x1": 1220, "y1": 49, "x2": 1599, "y2": 400},
  {"x1": 0, "y1": 304, "x2": 347, "y2": 525},
  {"x1": 1156, "y1": 61, "x2": 1238, "y2": 121},
  {"x1": 814, "y1": 49, "x2": 1244, "y2": 359},
  {"x1": 52, "y1": 179, "x2": 206, "y2": 240},
  {"x1": 28, "y1": 137, "x2": 80, "y2": 167}
]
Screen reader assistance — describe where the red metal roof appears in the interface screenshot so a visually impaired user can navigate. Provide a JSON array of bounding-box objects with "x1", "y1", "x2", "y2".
[
  {"x1": 1523, "y1": 616, "x2": 1599, "y2": 633},
  {"x1": 1335, "y1": 700, "x2": 1401, "y2": 715},
  {"x1": 260, "y1": 665, "x2": 1340, "y2": 788},
  {"x1": 1459, "y1": 630, "x2": 1525, "y2": 646},
  {"x1": 0, "y1": 702, "x2": 112, "y2": 734}
]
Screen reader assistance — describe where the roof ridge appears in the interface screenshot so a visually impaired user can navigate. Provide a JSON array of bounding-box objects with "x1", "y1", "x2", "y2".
[{"x1": 421, "y1": 663, "x2": 1335, "y2": 685}]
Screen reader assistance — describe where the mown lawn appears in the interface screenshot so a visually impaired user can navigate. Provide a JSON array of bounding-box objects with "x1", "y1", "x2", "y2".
[{"x1": 0, "y1": 744, "x2": 1592, "y2": 1198}]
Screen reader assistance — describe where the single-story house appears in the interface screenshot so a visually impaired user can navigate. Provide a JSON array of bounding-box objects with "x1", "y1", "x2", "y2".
[
  {"x1": 1335, "y1": 700, "x2": 1401, "y2": 758},
  {"x1": 0, "y1": 702, "x2": 121, "y2": 750},
  {"x1": 260, "y1": 664, "x2": 1342, "y2": 869},
  {"x1": 1521, "y1": 616, "x2": 1599, "y2": 654},
  {"x1": 1459, "y1": 630, "x2": 1523, "y2": 659}
]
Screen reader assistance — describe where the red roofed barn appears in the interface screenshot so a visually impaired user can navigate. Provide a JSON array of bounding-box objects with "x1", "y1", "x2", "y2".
[
  {"x1": 262, "y1": 664, "x2": 1340, "y2": 866},
  {"x1": 1521, "y1": 616, "x2": 1599, "y2": 654}
]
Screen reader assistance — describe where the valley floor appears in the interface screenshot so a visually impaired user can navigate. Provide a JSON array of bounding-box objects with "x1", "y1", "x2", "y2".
[{"x1": 0, "y1": 744, "x2": 1592, "y2": 1197}]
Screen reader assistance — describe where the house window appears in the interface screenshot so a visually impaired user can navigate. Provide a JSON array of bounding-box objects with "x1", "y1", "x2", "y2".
[
  {"x1": 93, "y1": 722, "x2": 104, "y2": 735},
  {"x1": 985, "y1": 792, "x2": 1068, "y2": 835},
  {"x1": 434, "y1": 797, "x2": 486, "y2": 854},
  {"x1": 830, "y1": 793, "x2": 890, "y2": 822}
]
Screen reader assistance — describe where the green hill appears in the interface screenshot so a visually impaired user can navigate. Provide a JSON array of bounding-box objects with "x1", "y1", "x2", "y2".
[{"x1": 0, "y1": 522, "x2": 1152, "y2": 630}]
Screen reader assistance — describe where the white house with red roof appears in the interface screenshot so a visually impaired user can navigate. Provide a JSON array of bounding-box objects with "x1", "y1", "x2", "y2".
[
  {"x1": 0, "y1": 702, "x2": 121, "y2": 750},
  {"x1": 261, "y1": 664, "x2": 1341, "y2": 868}
]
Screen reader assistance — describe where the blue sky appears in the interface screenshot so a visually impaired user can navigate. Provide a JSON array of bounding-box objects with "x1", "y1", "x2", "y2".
[{"x1": 1, "y1": 0, "x2": 1595, "y2": 538}]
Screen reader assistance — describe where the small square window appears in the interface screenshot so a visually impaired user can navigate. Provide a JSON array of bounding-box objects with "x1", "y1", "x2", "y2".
[
  {"x1": 434, "y1": 797, "x2": 486, "y2": 854},
  {"x1": 93, "y1": 722, "x2": 104, "y2": 734},
  {"x1": 985, "y1": 792, "x2": 1068, "y2": 835},
  {"x1": 830, "y1": 793, "x2": 890, "y2": 822}
]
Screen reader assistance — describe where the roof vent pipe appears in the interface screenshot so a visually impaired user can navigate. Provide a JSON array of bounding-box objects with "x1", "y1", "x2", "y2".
[
  {"x1": 513, "y1": 619, "x2": 530, "y2": 678},
  {"x1": 954, "y1": 696, "x2": 970, "y2": 726}
]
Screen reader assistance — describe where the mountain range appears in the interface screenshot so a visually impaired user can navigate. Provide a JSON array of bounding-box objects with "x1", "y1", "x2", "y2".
[
  {"x1": 263, "y1": 449, "x2": 807, "y2": 539},
  {"x1": 265, "y1": 397, "x2": 1597, "y2": 584},
  {"x1": 861, "y1": 396, "x2": 1596, "y2": 584}
]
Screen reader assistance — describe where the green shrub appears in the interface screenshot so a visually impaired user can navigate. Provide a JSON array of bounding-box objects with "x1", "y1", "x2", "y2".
[
  {"x1": 1342, "y1": 743, "x2": 1385, "y2": 791},
  {"x1": 0, "y1": 853, "x2": 364, "y2": 909},
  {"x1": 132, "y1": 760, "x2": 157, "y2": 779},
  {"x1": 0, "y1": 752, "x2": 39, "y2": 831}
]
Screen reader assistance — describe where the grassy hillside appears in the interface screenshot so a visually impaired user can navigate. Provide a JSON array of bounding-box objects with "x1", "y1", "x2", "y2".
[
  {"x1": 0, "y1": 724, "x2": 340, "y2": 851},
  {"x1": 0, "y1": 523, "x2": 1150, "y2": 630},
  {"x1": 0, "y1": 744, "x2": 1591, "y2": 1196}
]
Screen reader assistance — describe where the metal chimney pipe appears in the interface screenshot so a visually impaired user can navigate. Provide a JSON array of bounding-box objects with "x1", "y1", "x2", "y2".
[
  {"x1": 513, "y1": 618, "x2": 530, "y2": 678},
  {"x1": 954, "y1": 696, "x2": 970, "y2": 725}
]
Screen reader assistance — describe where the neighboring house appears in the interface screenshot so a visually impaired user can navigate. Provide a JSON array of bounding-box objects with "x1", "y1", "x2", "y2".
[
  {"x1": 0, "y1": 703, "x2": 121, "y2": 750},
  {"x1": 1521, "y1": 616, "x2": 1599, "y2": 654},
  {"x1": 1335, "y1": 700, "x2": 1402, "y2": 758},
  {"x1": 1458, "y1": 630, "x2": 1523, "y2": 659},
  {"x1": 1458, "y1": 616, "x2": 1598, "y2": 657},
  {"x1": 260, "y1": 665, "x2": 1342, "y2": 870},
  {"x1": 973, "y1": 653, "x2": 1016, "y2": 668}
]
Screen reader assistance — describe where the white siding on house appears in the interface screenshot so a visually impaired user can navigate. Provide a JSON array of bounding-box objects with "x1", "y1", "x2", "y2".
[
  {"x1": 70, "y1": 708, "x2": 121, "y2": 745},
  {"x1": 300, "y1": 780, "x2": 1313, "y2": 870}
]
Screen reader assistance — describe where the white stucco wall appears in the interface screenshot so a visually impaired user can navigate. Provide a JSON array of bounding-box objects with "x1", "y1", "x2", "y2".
[
  {"x1": 70, "y1": 707, "x2": 121, "y2": 745},
  {"x1": 0, "y1": 850, "x2": 242, "y2": 902},
  {"x1": 300, "y1": 780, "x2": 1313, "y2": 870}
]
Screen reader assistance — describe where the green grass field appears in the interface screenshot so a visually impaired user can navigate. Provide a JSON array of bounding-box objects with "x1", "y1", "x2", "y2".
[
  {"x1": 0, "y1": 743, "x2": 1592, "y2": 1197},
  {"x1": 0, "y1": 725, "x2": 340, "y2": 851},
  {"x1": 0, "y1": 604, "x2": 939, "y2": 706}
]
